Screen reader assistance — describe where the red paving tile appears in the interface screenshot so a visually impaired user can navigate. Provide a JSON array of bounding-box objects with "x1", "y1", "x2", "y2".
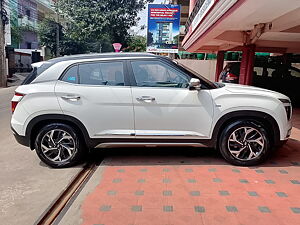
[{"x1": 81, "y1": 110, "x2": 300, "y2": 225}]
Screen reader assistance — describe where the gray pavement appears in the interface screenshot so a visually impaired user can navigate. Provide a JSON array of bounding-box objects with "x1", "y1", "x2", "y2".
[{"x1": 0, "y1": 87, "x2": 83, "y2": 225}]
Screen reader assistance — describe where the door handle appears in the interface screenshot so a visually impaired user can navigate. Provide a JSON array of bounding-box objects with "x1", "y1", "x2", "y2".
[
  {"x1": 61, "y1": 95, "x2": 80, "y2": 101},
  {"x1": 136, "y1": 96, "x2": 155, "y2": 102}
]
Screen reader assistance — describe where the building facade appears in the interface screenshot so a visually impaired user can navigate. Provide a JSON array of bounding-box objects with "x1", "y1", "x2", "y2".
[{"x1": 7, "y1": 0, "x2": 55, "y2": 49}]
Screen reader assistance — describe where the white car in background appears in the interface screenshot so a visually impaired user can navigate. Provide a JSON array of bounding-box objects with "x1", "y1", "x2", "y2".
[{"x1": 11, "y1": 53, "x2": 292, "y2": 168}]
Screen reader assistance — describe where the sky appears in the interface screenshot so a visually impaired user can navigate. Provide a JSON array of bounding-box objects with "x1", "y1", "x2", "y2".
[{"x1": 132, "y1": 0, "x2": 167, "y2": 36}]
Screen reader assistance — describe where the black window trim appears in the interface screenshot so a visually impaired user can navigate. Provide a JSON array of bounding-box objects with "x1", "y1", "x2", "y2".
[{"x1": 59, "y1": 60, "x2": 130, "y2": 86}]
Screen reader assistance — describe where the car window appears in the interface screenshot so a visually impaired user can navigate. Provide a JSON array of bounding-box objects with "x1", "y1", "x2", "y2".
[
  {"x1": 79, "y1": 61, "x2": 124, "y2": 86},
  {"x1": 131, "y1": 60, "x2": 190, "y2": 88},
  {"x1": 61, "y1": 65, "x2": 79, "y2": 84}
]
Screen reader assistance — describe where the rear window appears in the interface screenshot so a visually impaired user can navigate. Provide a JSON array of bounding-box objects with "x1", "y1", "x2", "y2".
[
  {"x1": 21, "y1": 62, "x2": 54, "y2": 85},
  {"x1": 61, "y1": 61, "x2": 125, "y2": 86}
]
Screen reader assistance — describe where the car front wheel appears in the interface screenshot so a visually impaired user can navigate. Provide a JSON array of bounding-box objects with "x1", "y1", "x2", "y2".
[
  {"x1": 35, "y1": 123, "x2": 84, "y2": 168},
  {"x1": 219, "y1": 120, "x2": 271, "y2": 166}
]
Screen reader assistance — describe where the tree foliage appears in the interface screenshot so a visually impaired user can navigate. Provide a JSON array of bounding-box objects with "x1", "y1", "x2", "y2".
[
  {"x1": 123, "y1": 35, "x2": 146, "y2": 52},
  {"x1": 38, "y1": 18, "x2": 86, "y2": 56},
  {"x1": 58, "y1": 0, "x2": 153, "y2": 51}
]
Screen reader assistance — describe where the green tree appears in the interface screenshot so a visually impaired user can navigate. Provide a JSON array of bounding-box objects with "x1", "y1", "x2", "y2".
[
  {"x1": 123, "y1": 35, "x2": 146, "y2": 52},
  {"x1": 38, "y1": 18, "x2": 86, "y2": 56},
  {"x1": 58, "y1": 0, "x2": 153, "y2": 51},
  {"x1": 38, "y1": 18, "x2": 63, "y2": 56}
]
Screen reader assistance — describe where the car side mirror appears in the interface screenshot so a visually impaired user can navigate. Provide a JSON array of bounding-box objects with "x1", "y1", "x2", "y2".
[{"x1": 189, "y1": 78, "x2": 201, "y2": 90}]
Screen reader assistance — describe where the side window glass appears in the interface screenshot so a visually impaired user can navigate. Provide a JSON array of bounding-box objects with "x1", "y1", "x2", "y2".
[
  {"x1": 79, "y1": 62, "x2": 124, "y2": 86},
  {"x1": 131, "y1": 61, "x2": 190, "y2": 88},
  {"x1": 61, "y1": 65, "x2": 78, "y2": 84}
]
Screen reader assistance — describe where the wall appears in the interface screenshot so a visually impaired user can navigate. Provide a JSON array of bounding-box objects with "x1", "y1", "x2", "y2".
[
  {"x1": 20, "y1": 31, "x2": 38, "y2": 49},
  {"x1": 175, "y1": 59, "x2": 217, "y2": 81}
]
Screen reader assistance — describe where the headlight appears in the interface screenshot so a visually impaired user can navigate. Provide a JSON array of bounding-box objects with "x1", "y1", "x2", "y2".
[
  {"x1": 278, "y1": 98, "x2": 292, "y2": 120},
  {"x1": 278, "y1": 98, "x2": 291, "y2": 104}
]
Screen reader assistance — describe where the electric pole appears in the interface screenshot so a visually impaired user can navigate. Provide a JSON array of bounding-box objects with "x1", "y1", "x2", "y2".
[
  {"x1": 55, "y1": 0, "x2": 60, "y2": 57},
  {"x1": 0, "y1": 0, "x2": 7, "y2": 87}
]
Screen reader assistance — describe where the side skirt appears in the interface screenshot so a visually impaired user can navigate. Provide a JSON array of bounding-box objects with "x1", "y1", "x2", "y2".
[{"x1": 88, "y1": 138, "x2": 214, "y2": 149}]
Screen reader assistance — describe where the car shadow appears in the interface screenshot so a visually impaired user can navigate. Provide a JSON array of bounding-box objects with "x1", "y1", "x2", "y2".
[{"x1": 88, "y1": 137, "x2": 300, "y2": 169}]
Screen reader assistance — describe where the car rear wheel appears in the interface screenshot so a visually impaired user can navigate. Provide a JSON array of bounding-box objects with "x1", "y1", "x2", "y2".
[
  {"x1": 219, "y1": 120, "x2": 271, "y2": 166},
  {"x1": 35, "y1": 123, "x2": 85, "y2": 168}
]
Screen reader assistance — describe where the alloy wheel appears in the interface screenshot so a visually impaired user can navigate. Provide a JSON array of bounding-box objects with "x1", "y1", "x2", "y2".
[
  {"x1": 227, "y1": 126, "x2": 265, "y2": 161},
  {"x1": 40, "y1": 129, "x2": 76, "y2": 163}
]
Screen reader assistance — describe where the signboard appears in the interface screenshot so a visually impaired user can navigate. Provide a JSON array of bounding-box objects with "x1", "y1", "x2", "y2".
[
  {"x1": 147, "y1": 4, "x2": 180, "y2": 53},
  {"x1": 191, "y1": 0, "x2": 214, "y2": 31}
]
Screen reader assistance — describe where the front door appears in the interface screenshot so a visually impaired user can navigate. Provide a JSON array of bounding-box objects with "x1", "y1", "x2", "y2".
[
  {"x1": 55, "y1": 60, "x2": 135, "y2": 139},
  {"x1": 129, "y1": 59, "x2": 214, "y2": 140}
]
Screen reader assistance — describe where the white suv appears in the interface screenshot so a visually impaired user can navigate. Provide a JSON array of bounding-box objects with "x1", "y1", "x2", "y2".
[{"x1": 11, "y1": 53, "x2": 292, "y2": 168}]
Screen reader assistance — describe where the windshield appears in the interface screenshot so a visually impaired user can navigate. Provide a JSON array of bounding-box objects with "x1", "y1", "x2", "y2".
[{"x1": 175, "y1": 61, "x2": 218, "y2": 89}]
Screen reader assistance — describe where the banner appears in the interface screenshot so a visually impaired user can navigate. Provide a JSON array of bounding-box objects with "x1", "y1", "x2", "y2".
[{"x1": 147, "y1": 4, "x2": 180, "y2": 53}]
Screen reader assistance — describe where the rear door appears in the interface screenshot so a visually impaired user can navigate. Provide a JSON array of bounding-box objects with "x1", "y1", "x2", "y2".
[{"x1": 55, "y1": 60, "x2": 135, "y2": 139}]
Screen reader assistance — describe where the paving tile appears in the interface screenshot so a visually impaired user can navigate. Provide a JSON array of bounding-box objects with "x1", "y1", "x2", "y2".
[
  {"x1": 239, "y1": 179, "x2": 249, "y2": 183},
  {"x1": 226, "y1": 206, "x2": 238, "y2": 212},
  {"x1": 276, "y1": 192, "x2": 288, "y2": 197},
  {"x1": 255, "y1": 169, "x2": 264, "y2": 173},
  {"x1": 190, "y1": 191, "x2": 200, "y2": 196},
  {"x1": 290, "y1": 180, "x2": 300, "y2": 184},
  {"x1": 232, "y1": 168, "x2": 240, "y2": 173},
  {"x1": 258, "y1": 206, "x2": 271, "y2": 213},
  {"x1": 265, "y1": 179, "x2": 275, "y2": 184},
  {"x1": 112, "y1": 178, "x2": 122, "y2": 183},
  {"x1": 163, "y1": 190, "x2": 172, "y2": 196},
  {"x1": 279, "y1": 169, "x2": 288, "y2": 174},
  {"x1": 290, "y1": 207, "x2": 300, "y2": 214},
  {"x1": 187, "y1": 179, "x2": 196, "y2": 183},
  {"x1": 163, "y1": 205, "x2": 173, "y2": 212},
  {"x1": 194, "y1": 206, "x2": 205, "y2": 213},
  {"x1": 219, "y1": 190, "x2": 230, "y2": 196},
  {"x1": 99, "y1": 205, "x2": 111, "y2": 212},
  {"x1": 131, "y1": 205, "x2": 142, "y2": 212},
  {"x1": 213, "y1": 178, "x2": 222, "y2": 183},
  {"x1": 163, "y1": 178, "x2": 171, "y2": 183},
  {"x1": 135, "y1": 190, "x2": 144, "y2": 196},
  {"x1": 80, "y1": 118, "x2": 300, "y2": 225},
  {"x1": 248, "y1": 191, "x2": 259, "y2": 197},
  {"x1": 107, "y1": 190, "x2": 117, "y2": 196}
]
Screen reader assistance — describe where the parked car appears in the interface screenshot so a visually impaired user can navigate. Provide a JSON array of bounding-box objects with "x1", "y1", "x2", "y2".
[
  {"x1": 219, "y1": 62, "x2": 240, "y2": 83},
  {"x1": 11, "y1": 53, "x2": 292, "y2": 168}
]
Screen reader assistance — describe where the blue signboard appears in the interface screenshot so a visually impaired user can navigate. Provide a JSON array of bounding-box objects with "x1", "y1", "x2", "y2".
[{"x1": 147, "y1": 4, "x2": 181, "y2": 53}]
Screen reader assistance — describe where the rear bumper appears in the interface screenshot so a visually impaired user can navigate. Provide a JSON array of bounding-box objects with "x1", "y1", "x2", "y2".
[{"x1": 11, "y1": 126, "x2": 29, "y2": 147}]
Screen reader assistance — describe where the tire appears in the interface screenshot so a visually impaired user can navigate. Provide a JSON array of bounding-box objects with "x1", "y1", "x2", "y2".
[
  {"x1": 35, "y1": 123, "x2": 85, "y2": 168},
  {"x1": 218, "y1": 120, "x2": 271, "y2": 166}
]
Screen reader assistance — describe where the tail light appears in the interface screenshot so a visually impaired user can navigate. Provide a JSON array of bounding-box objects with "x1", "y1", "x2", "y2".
[
  {"x1": 11, "y1": 92, "x2": 25, "y2": 113},
  {"x1": 226, "y1": 73, "x2": 238, "y2": 81}
]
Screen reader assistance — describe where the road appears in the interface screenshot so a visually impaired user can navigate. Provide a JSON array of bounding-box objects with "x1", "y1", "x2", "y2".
[{"x1": 0, "y1": 87, "x2": 82, "y2": 225}]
